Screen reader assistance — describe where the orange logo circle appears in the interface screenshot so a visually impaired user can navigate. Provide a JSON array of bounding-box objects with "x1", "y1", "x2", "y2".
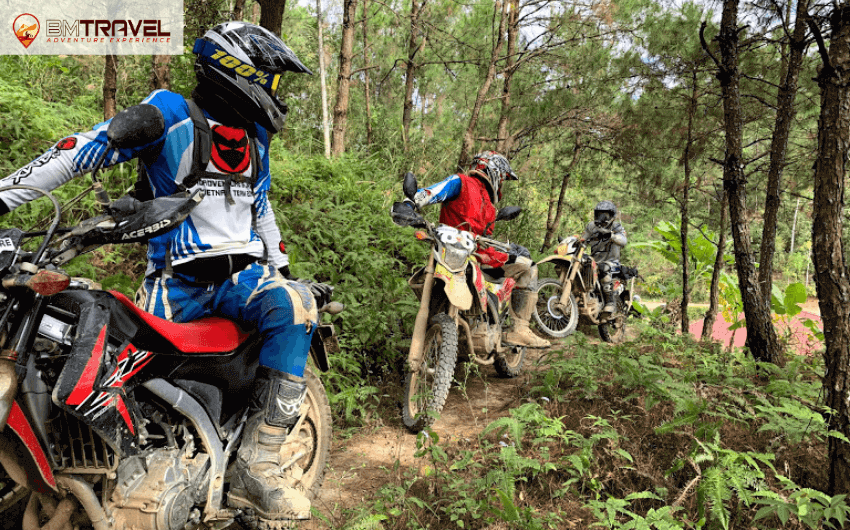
[{"x1": 13, "y1": 14, "x2": 39, "y2": 49}]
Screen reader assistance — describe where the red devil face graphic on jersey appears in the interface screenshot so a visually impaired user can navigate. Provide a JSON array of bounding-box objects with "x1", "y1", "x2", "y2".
[{"x1": 211, "y1": 125, "x2": 251, "y2": 174}]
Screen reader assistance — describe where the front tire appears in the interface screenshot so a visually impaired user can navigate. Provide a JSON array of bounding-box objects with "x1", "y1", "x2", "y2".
[
  {"x1": 533, "y1": 278, "x2": 579, "y2": 338},
  {"x1": 598, "y1": 297, "x2": 627, "y2": 344},
  {"x1": 297, "y1": 367, "x2": 332, "y2": 498},
  {"x1": 402, "y1": 313, "x2": 459, "y2": 433}
]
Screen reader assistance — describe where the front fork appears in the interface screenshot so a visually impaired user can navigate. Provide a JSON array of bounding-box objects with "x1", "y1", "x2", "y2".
[
  {"x1": 558, "y1": 247, "x2": 584, "y2": 309},
  {"x1": 408, "y1": 253, "x2": 436, "y2": 373}
]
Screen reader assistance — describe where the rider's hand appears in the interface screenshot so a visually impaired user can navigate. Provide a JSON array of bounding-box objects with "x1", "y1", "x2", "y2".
[
  {"x1": 508, "y1": 243, "x2": 531, "y2": 260},
  {"x1": 278, "y1": 265, "x2": 295, "y2": 280}
]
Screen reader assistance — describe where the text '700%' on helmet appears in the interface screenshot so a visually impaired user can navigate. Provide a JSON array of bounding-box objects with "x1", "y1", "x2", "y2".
[{"x1": 193, "y1": 22, "x2": 312, "y2": 133}]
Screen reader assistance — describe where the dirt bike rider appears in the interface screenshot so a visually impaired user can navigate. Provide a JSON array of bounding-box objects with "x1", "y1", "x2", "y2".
[
  {"x1": 581, "y1": 200, "x2": 628, "y2": 317},
  {"x1": 401, "y1": 151, "x2": 550, "y2": 349},
  {"x1": 0, "y1": 22, "x2": 329, "y2": 525}
]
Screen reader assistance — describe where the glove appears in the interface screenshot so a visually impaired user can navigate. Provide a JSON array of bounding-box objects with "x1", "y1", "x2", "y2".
[
  {"x1": 390, "y1": 200, "x2": 423, "y2": 227},
  {"x1": 278, "y1": 265, "x2": 295, "y2": 280},
  {"x1": 298, "y1": 279, "x2": 334, "y2": 309},
  {"x1": 508, "y1": 243, "x2": 531, "y2": 260}
]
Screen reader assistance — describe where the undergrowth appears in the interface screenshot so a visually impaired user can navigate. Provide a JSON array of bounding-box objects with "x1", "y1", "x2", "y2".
[{"x1": 329, "y1": 319, "x2": 843, "y2": 530}]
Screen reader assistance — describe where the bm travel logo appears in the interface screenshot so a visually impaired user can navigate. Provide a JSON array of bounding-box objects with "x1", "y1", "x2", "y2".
[{"x1": 2, "y1": 1, "x2": 183, "y2": 55}]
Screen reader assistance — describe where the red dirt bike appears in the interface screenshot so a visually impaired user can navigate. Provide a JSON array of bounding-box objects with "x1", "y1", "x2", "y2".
[
  {"x1": 392, "y1": 173, "x2": 526, "y2": 433},
  {"x1": 0, "y1": 105, "x2": 340, "y2": 530}
]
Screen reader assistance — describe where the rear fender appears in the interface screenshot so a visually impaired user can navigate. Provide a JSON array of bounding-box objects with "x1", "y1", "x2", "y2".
[
  {"x1": 536, "y1": 255, "x2": 572, "y2": 267},
  {"x1": 1, "y1": 401, "x2": 56, "y2": 493}
]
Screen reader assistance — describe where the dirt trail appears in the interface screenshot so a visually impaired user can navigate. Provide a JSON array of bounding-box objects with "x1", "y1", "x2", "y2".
[{"x1": 305, "y1": 347, "x2": 551, "y2": 528}]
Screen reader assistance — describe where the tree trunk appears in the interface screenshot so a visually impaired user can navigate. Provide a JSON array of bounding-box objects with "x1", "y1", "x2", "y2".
[
  {"x1": 151, "y1": 55, "x2": 171, "y2": 90},
  {"x1": 496, "y1": 0, "x2": 519, "y2": 154},
  {"x1": 233, "y1": 0, "x2": 246, "y2": 20},
  {"x1": 332, "y1": 0, "x2": 358, "y2": 156},
  {"x1": 790, "y1": 197, "x2": 800, "y2": 254},
  {"x1": 703, "y1": 192, "x2": 728, "y2": 341},
  {"x1": 317, "y1": 0, "x2": 331, "y2": 158},
  {"x1": 810, "y1": 4, "x2": 850, "y2": 496},
  {"x1": 541, "y1": 134, "x2": 583, "y2": 251},
  {"x1": 713, "y1": 0, "x2": 782, "y2": 364},
  {"x1": 680, "y1": 69, "x2": 698, "y2": 334},
  {"x1": 402, "y1": 0, "x2": 425, "y2": 153},
  {"x1": 103, "y1": 55, "x2": 118, "y2": 121},
  {"x1": 458, "y1": 0, "x2": 507, "y2": 168},
  {"x1": 758, "y1": 0, "x2": 809, "y2": 302},
  {"x1": 258, "y1": 0, "x2": 287, "y2": 36},
  {"x1": 362, "y1": 0, "x2": 374, "y2": 148}
]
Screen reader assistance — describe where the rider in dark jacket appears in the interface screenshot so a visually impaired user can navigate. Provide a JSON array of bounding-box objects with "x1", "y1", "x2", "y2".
[
  {"x1": 581, "y1": 200, "x2": 628, "y2": 315},
  {"x1": 0, "y1": 22, "x2": 326, "y2": 525},
  {"x1": 405, "y1": 151, "x2": 550, "y2": 348}
]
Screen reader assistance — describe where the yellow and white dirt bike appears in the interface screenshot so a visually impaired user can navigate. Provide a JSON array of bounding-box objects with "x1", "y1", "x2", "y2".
[
  {"x1": 391, "y1": 173, "x2": 527, "y2": 433},
  {"x1": 533, "y1": 235, "x2": 639, "y2": 343}
]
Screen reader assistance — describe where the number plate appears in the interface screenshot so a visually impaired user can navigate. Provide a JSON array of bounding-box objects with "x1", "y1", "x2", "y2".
[{"x1": 0, "y1": 229, "x2": 22, "y2": 272}]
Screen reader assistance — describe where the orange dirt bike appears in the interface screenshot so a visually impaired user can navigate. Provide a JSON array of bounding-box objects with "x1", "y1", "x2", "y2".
[
  {"x1": 533, "y1": 235, "x2": 639, "y2": 343},
  {"x1": 391, "y1": 173, "x2": 526, "y2": 433}
]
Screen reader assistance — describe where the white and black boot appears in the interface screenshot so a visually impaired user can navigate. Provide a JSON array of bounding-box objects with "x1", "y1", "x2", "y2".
[
  {"x1": 229, "y1": 367, "x2": 311, "y2": 527},
  {"x1": 504, "y1": 288, "x2": 551, "y2": 348},
  {"x1": 602, "y1": 285, "x2": 617, "y2": 317}
]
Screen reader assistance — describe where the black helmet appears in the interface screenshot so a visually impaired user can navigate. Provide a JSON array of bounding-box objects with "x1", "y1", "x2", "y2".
[
  {"x1": 192, "y1": 22, "x2": 311, "y2": 133},
  {"x1": 469, "y1": 151, "x2": 517, "y2": 203},
  {"x1": 594, "y1": 200, "x2": 617, "y2": 228}
]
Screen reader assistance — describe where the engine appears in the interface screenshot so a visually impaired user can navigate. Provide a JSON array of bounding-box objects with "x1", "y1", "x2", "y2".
[{"x1": 107, "y1": 445, "x2": 210, "y2": 530}]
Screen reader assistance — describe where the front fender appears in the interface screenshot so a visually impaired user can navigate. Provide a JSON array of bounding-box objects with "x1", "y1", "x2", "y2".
[
  {"x1": 435, "y1": 262, "x2": 472, "y2": 310},
  {"x1": 537, "y1": 255, "x2": 572, "y2": 267}
]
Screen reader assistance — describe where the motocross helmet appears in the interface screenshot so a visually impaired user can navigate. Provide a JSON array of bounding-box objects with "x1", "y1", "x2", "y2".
[
  {"x1": 192, "y1": 22, "x2": 312, "y2": 133},
  {"x1": 469, "y1": 151, "x2": 517, "y2": 203},
  {"x1": 594, "y1": 200, "x2": 617, "y2": 229}
]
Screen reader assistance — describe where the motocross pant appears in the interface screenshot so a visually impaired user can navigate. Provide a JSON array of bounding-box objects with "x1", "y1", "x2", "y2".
[
  {"x1": 143, "y1": 262, "x2": 318, "y2": 377},
  {"x1": 598, "y1": 260, "x2": 621, "y2": 295}
]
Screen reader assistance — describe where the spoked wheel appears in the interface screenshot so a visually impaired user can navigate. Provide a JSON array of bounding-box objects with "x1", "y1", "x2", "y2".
[
  {"x1": 402, "y1": 313, "x2": 459, "y2": 433},
  {"x1": 599, "y1": 298, "x2": 627, "y2": 344},
  {"x1": 494, "y1": 300, "x2": 525, "y2": 378},
  {"x1": 533, "y1": 278, "x2": 578, "y2": 338},
  {"x1": 296, "y1": 367, "x2": 332, "y2": 499}
]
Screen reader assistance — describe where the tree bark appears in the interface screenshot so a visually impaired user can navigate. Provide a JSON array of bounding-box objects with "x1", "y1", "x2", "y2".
[
  {"x1": 790, "y1": 197, "x2": 800, "y2": 254},
  {"x1": 233, "y1": 0, "x2": 246, "y2": 20},
  {"x1": 458, "y1": 0, "x2": 507, "y2": 168},
  {"x1": 103, "y1": 55, "x2": 118, "y2": 121},
  {"x1": 258, "y1": 0, "x2": 287, "y2": 36},
  {"x1": 712, "y1": 0, "x2": 782, "y2": 364},
  {"x1": 810, "y1": 4, "x2": 850, "y2": 496},
  {"x1": 317, "y1": 0, "x2": 331, "y2": 158},
  {"x1": 151, "y1": 55, "x2": 171, "y2": 90},
  {"x1": 496, "y1": 0, "x2": 519, "y2": 154},
  {"x1": 541, "y1": 134, "x2": 583, "y2": 251},
  {"x1": 402, "y1": 0, "x2": 425, "y2": 153},
  {"x1": 680, "y1": 69, "x2": 699, "y2": 334},
  {"x1": 331, "y1": 0, "x2": 358, "y2": 156},
  {"x1": 362, "y1": 0, "x2": 374, "y2": 148},
  {"x1": 703, "y1": 192, "x2": 728, "y2": 342},
  {"x1": 758, "y1": 0, "x2": 809, "y2": 302}
]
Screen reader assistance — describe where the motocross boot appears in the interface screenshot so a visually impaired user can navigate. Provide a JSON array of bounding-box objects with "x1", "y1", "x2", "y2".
[
  {"x1": 504, "y1": 288, "x2": 551, "y2": 348},
  {"x1": 229, "y1": 367, "x2": 312, "y2": 524},
  {"x1": 601, "y1": 283, "x2": 617, "y2": 316}
]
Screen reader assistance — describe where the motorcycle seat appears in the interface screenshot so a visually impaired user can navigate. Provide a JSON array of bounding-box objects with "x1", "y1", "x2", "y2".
[{"x1": 109, "y1": 290, "x2": 251, "y2": 353}]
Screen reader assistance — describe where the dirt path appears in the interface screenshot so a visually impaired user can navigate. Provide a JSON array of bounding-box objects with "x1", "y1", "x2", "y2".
[{"x1": 305, "y1": 347, "x2": 551, "y2": 528}]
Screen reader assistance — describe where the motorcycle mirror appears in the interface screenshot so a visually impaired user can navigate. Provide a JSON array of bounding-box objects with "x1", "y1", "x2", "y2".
[
  {"x1": 496, "y1": 206, "x2": 522, "y2": 222},
  {"x1": 107, "y1": 104, "x2": 165, "y2": 149},
  {"x1": 402, "y1": 172, "x2": 418, "y2": 201}
]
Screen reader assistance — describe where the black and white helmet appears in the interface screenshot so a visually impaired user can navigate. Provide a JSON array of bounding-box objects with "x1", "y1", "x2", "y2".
[
  {"x1": 469, "y1": 151, "x2": 518, "y2": 203},
  {"x1": 594, "y1": 200, "x2": 617, "y2": 229},
  {"x1": 193, "y1": 22, "x2": 311, "y2": 133}
]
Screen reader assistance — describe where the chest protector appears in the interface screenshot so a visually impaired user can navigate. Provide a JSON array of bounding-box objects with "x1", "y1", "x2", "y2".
[
  {"x1": 133, "y1": 100, "x2": 261, "y2": 205},
  {"x1": 439, "y1": 174, "x2": 497, "y2": 236}
]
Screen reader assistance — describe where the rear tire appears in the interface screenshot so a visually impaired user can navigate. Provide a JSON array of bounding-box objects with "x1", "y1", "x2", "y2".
[
  {"x1": 298, "y1": 367, "x2": 332, "y2": 498},
  {"x1": 533, "y1": 278, "x2": 578, "y2": 338},
  {"x1": 402, "y1": 313, "x2": 458, "y2": 433}
]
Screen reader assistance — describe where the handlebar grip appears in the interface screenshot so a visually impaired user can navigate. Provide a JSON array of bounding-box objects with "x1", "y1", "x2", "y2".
[{"x1": 320, "y1": 301, "x2": 344, "y2": 315}]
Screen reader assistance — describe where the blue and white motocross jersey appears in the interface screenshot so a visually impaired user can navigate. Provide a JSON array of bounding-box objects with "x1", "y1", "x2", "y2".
[{"x1": 0, "y1": 90, "x2": 288, "y2": 275}]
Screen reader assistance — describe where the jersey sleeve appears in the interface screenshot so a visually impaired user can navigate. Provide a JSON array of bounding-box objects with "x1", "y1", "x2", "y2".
[
  {"x1": 0, "y1": 90, "x2": 172, "y2": 213},
  {"x1": 252, "y1": 127, "x2": 287, "y2": 268},
  {"x1": 412, "y1": 175, "x2": 462, "y2": 208}
]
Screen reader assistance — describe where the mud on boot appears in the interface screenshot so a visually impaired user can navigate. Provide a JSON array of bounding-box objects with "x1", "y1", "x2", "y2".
[
  {"x1": 228, "y1": 368, "x2": 312, "y2": 524},
  {"x1": 504, "y1": 288, "x2": 550, "y2": 348}
]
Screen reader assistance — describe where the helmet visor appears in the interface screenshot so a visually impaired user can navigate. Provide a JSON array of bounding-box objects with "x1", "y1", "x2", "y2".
[{"x1": 594, "y1": 211, "x2": 613, "y2": 226}]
